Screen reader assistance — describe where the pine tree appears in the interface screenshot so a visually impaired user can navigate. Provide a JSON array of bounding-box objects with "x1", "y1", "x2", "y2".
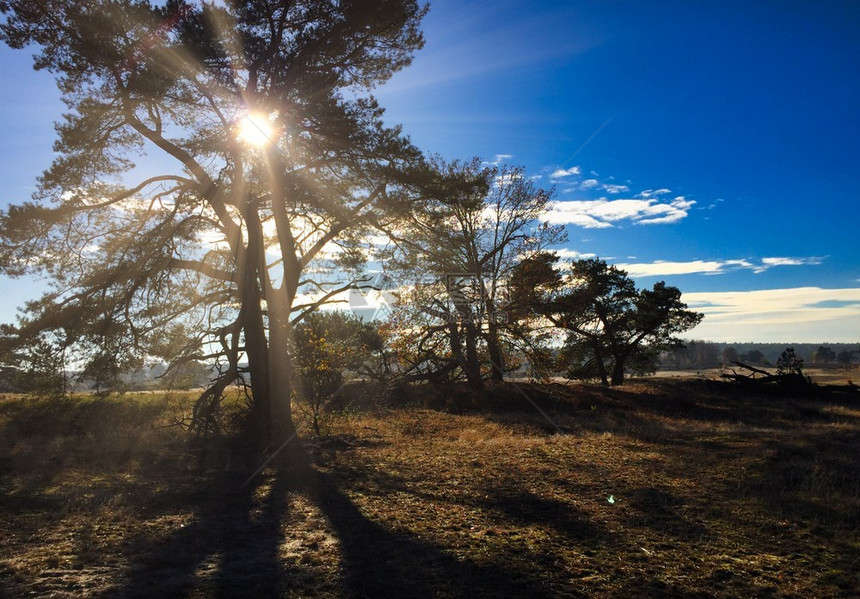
[{"x1": 0, "y1": 0, "x2": 427, "y2": 444}]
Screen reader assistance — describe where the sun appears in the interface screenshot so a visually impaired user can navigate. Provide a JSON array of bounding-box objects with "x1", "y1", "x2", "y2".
[{"x1": 236, "y1": 111, "x2": 275, "y2": 147}]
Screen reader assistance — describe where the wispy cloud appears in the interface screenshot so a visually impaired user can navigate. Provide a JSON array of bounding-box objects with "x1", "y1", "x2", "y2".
[
  {"x1": 760, "y1": 256, "x2": 823, "y2": 268},
  {"x1": 554, "y1": 248, "x2": 597, "y2": 260},
  {"x1": 485, "y1": 153, "x2": 513, "y2": 166},
  {"x1": 617, "y1": 259, "x2": 752, "y2": 277},
  {"x1": 636, "y1": 188, "x2": 671, "y2": 198},
  {"x1": 544, "y1": 196, "x2": 695, "y2": 228},
  {"x1": 543, "y1": 167, "x2": 689, "y2": 212},
  {"x1": 376, "y1": 6, "x2": 599, "y2": 95},
  {"x1": 494, "y1": 171, "x2": 523, "y2": 186},
  {"x1": 699, "y1": 198, "x2": 724, "y2": 210},
  {"x1": 550, "y1": 166, "x2": 581, "y2": 179},
  {"x1": 616, "y1": 256, "x2": 826, "y2": 277},
  {"x1": 683, "y1": 287, "x2": 860, "y2": 342}
]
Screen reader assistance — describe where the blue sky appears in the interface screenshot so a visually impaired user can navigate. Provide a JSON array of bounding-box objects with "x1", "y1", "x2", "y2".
[{"x1": 1, "y1": 0, "x2": 859, "y2": 342}]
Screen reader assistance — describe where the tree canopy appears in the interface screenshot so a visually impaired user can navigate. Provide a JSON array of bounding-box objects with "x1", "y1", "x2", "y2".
[
  {"x1": 381, "y1": 158, "x2": 563, "y2": 389},
  {"x1": 0, "y1": 0, "x2": 428, "y2": 443},
  {"x1": 513, "y1": 256, "x2": 703, "y2": 385}
]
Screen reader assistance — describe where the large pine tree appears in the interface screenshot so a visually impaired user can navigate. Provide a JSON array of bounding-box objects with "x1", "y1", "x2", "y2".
[{"x1": 0, "y1": 0, "x2": 427, "y2": 444}]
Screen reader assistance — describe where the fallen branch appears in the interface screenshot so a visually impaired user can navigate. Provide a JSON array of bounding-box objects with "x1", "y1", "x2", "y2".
[{"x1": 721, "y1": 361, "x2": 813, "y2": 387}]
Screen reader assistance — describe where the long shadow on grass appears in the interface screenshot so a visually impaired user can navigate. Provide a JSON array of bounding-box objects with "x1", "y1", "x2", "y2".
[
  {"x1": 300, "y1": 452, "x2": 557, "y2": 597},
  {"x1": 471, "y1": 383, "x2": 680, "y2": 444},
  {"x1": 112, "y1": 440, "x2": 557, "y2": 597},
  {"x1": 623, "y1": 486, "x2": 709, "y2": 541},
  {"x1": 726, "y1": 429, "x2": 860, "y2": 530},
  {"x1": 111, "y1": 440, "x2": 293, "y2": 597},
  {"x1": 482, "y1": 488, "x2": 609, "y2": 542},
  {"x1": 574, "y1": 379, "x2": 860, "y2": 430},
  {"x1": 464, "y1": 380, "x2": 860, "y2": 445},
  {"x1": 323, "y1": 455, "x2": 615, "y2": 548},
  {"x1": 735, "y1": 429, "x2": 860, "y2": 593}
]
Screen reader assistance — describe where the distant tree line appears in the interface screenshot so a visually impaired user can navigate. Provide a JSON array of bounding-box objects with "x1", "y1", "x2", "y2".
[{"x1": 659, "y1": 342, "x2": 860, "y2": 370}]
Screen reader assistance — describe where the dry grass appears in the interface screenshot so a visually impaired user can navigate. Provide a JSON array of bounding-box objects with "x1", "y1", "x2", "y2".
[
  {"x1": 653, "y1": 365, "x2": 859, "y2": 386},
  {"x1": 0, "y1": 380, "x2": 858, "y2": 597}
]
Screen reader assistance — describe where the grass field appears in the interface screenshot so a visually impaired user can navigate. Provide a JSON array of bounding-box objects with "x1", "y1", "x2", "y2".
[
  {"x1": 651, "y1": 366, "x2": 857, "y2": 387},
  {"x1": 1, "y1": 379, "x2": 858, "y2": 597}
]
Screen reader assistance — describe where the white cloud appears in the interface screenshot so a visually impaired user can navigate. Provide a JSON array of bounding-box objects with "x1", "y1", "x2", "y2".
[
  {"x1": 683, "y1": 287, "x2": 860, "y2": 342},
  {"x1": 748, "y1": 256, "x2": 824, "y2": 274},
  {"x1": 494, "y1": 172, "x2": 523, "y2": 187},
  {"x1": 602, "y1": 183, "x2": 629, "y2": 194},
  {"x1": 366, "y1": 233, "x2": 392, "y2": 247},
  {"x1": 544, "y1": 196, "x2": 695, "y2": 228},
  {"x1": 199, "y1": 228, "x2": 230, "y2": 249},
  {"x1": 554, "y1": 248, "x2": 597, "y2": 260},
  {"x1": 550, "y1": 166, "x2": 581, "y2": 179},
  {"x1": 618, "y1": 260, "x2": 745, "y2": 277},
  {"x1": 760, "y1": 256, "x2": 823, "y2": 267},
  {"x1": 616, "y1": 256, "x2": 824, "y2": 278},
  {"x1": 486, "y1": 153, "x2": 513, "y2": 166},
  {"x1": 544, "y1": 167, "x2": 679, "y2": 209},
  {"x1": 636, "y1": 188, "x2": 672, "y2": 198}
]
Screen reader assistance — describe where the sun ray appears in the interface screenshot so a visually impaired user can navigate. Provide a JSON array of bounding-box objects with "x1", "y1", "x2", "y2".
[{"x1": 237, "y1": 111, "x2": 276, "y2": 147}]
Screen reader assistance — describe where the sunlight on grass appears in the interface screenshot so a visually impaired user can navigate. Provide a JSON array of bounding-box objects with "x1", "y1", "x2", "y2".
[{"x1": 1, "y1": 382, "x2": 859, "y2": 596}]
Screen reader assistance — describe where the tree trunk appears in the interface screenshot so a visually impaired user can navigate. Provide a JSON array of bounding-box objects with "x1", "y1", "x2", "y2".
[
  {"x1": 447, "y1": 316, "x2": 483, "y2": 391},
  {"x1": 610, "y1": 360, "x2": 625, "y2": 386},
  {"x1": 240, "y1": 204, "x2": 272, "y2": 439},
  {"x1": 485, "y1": 319, "x2": 504, "y2": 382},
  {"x1": 261, "y1": 147, "x2": 299, "y2": 445},
  {"x1": 481, "y1": 293, "x2": 504, "y2": 382},
  {"x1": 592, "y1": 340, "x2": 609, "y2": 387},
  {"x1": 266, "y1": 292, "x2": 296, "y2": 444},
  {"x1": 242, "y1": 289, "x2": 270, "y2": 436},
  {"x1": 463, "y1": 318, "x2": 483, "y2": 391}
]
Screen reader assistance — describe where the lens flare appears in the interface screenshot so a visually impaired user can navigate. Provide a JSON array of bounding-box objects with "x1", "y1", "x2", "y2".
[{"x1": 237, "y1": 111, "x2": 275, "y2": 147}]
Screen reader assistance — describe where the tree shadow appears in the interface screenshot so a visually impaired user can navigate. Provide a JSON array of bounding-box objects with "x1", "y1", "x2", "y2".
[
  {"x1": 479, "y1": 487, "x2": 610, "y2": 543},
  {"x1": 740, "y1": 430, "x2": 860, "y2": 530},
  {"x1": 305, "y1": 460, "x2": 555, "y2": 596},
  {"x1": 441, "y1": 379, "x2": 860, "y2": 447},
  {"x1": 111, "y1": 440, "x2": 557, "y2": 597},
  {"x1": 623, "y1": 487, "x2": 709, "y2": 541},
  {"x1": 463, "y1": 382, "x2": 681, "y2": 444},
  {"x1": 111, "y1": 441, "x2": 293, "y2": 597},
  {"x1": 710, "y1": 429, "x2": 860, "y2": 595}
]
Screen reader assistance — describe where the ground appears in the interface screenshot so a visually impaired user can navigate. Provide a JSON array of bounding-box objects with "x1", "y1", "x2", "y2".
[{"x1": 0, "y1": 377, "x2": 858, "y2": 597}]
